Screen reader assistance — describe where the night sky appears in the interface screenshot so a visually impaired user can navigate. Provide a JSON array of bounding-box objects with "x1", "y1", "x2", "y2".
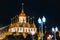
[{"x1": 0, "y1": 0, "x2": 60, "y2": 28}]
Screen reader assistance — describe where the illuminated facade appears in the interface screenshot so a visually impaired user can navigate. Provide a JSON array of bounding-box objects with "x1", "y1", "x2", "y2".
[{"x1": 0, "y1": 3, "x2": 43, "y2": 40}]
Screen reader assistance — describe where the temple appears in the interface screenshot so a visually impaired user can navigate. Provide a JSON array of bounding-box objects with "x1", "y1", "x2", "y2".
[{"x1": 0, "y1": 3, "x2": 43, "y2": 40}]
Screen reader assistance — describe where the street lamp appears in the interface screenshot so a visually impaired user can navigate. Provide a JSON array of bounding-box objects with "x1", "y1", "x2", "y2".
[
  {"x1": 38, "y1": 16, "x2": 46, "y2": 40},
  {"x1": 52, "y1": 27, "x2": 58, "y2": 40}
]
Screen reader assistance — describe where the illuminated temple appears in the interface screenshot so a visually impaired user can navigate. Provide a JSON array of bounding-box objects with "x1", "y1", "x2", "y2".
[{"x1": 0, "y1": 3, "x2": 43, "y2": 40}]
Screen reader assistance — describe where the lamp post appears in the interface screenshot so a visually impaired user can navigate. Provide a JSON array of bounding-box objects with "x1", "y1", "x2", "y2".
[
  {"x1": 52, "y1": 27, "x2": 58, "y2": 40},
  {"x1": 38, "y1": 16, "x2": 46, "y2": 40}
]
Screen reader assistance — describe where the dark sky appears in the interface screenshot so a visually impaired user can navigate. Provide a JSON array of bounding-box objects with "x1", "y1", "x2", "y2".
[{"x1": 0, "y1": 0, "x2": 60, "y2": 28}]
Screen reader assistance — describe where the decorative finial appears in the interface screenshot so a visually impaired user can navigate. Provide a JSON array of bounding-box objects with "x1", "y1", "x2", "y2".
[
  {"x1": 28, "y1": 16, "x2": 29, "y2": 22},
  {"x1": 33, "y1": 16, "x2": 34, "y2": 19},
  {"x1": 11, "y1": 18, "x2": 12, "y2": 23},
  {"x1": 33, "y1": 16, "x2": 34, "y2": 23},
  {"x1": 22, "y1": 3, "x2": 24, "y2": 13},
  {"x1": 22, "y1": 3, "x2": 24, "y2": 6},
  {"x1": 17, "y1": 15, "x2": 18, "y2": 17},
  {"x1": 28, "y1": 16, "x2": 29, "y2": 19}
]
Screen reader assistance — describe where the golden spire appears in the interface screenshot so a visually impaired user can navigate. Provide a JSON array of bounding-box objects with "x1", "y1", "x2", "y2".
[
  {"x1": 19, "y1": 3, "x2": 26, "y2": 17},
  {"x1": 28, "y1": 16, "x2": 29, "y2": 23},
  {"x1": 27, "y1": 16, "x2": 30, "y2": 28},
  {"x1": 21, "y1": 3, "x2": 24, "y2": 13},
  {"x1": 32, "y1": 16, "x2": 36, "y2": 28}
]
